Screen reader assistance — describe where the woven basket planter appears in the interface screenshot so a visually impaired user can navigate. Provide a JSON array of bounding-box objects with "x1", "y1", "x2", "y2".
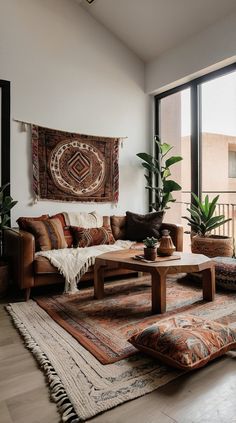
[{"x1": 191, "y1": 235, "x2": 233, "y2": 258}]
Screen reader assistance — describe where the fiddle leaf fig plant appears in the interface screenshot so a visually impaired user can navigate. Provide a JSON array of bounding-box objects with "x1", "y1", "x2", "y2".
[
  {"x1": 137, "y1": 136, "x2": 183, "y2": 212},
  {"x1": 182, "y1": 193, "x2": 231, "y2": 236}
]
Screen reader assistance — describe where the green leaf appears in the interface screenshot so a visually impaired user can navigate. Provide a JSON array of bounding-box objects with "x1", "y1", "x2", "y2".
[
  {"x1": 164, "y1": 180, "x2": 182, "y2": 192},
  {"x1": 162, "y1": 168, "x2": 171, "y2": 178},
  {"x1": 187, "y1": 208, "x2": 201, "y2": 222},
  {"x1": 0, "y1": 182, "x2": 10, "y2": 193},
  {"x1": 207, "y1": 195, "x2": 219, "y2": 219},
  {"x1": 137, "y1": 152, "x2": 154, "y2": 165},
  {"x1": 204, "y1": 195, "x2": 209, "y2": 215},
  {"x1": 159, "y1": 142, "x2": 173, "y2": 156},
  {"x1": 191, "y1": 193, "x2": 206, "y2": 214},
  {"x1": 206, "y1": 218, "x2": 232, "y2": 232},
  {"x1": 165, "y1": 156, "x2": 183, "y2": 168}
]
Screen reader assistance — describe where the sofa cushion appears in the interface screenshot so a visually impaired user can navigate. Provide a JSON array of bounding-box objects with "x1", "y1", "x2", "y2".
[
  {"x1": 111, "y1": 215, "x2": 126, "y2": 240},
  {"x1": 129, "y1": 314, "x2": 236, "y2": 370},
  {"x1": 126, "y1": 211, "x2": 164, "y2": 242},
  {"x1": 17, "y1": 214, "x2": 49, "y2": 231},
  {"x1": 70, "y1": 226, "x2": 115, "y2": 248},
  {"x1": 34, "y1": 255, "x2": 93, "y2": 275},
  {"x1": 27, "y1": 218, "x2": 67, "y2": 251}
]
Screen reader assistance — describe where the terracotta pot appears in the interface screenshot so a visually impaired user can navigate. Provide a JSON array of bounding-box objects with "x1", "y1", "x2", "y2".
[
  {"x1": 191, "y1": 235, "x2": 233, "y2": 258},
  {"x1": 0, "y1": 261, "x2": 8, "y2": 297},
  {"x1": 144, "y1": 247, "x2": 157, "y2": 261}
]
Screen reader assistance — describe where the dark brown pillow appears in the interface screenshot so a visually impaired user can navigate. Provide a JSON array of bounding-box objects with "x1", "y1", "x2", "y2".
[
  {"x1": 70, "y1": 226, "x2": 115, "y2": 248},
  {"x1": 27, "y1": 218, "x2": 68, "y2": 251},
  {"x1": 17, "y1": 214, "x2": 49, "y2": 231},
  {"x1": 126, "y1": 211, "x2": 164, "y2": 242}
]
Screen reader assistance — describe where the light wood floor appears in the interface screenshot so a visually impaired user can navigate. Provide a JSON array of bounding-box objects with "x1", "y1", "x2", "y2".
[{"x1": 1, "y1": 295, "x2": 236, "y2": 423}]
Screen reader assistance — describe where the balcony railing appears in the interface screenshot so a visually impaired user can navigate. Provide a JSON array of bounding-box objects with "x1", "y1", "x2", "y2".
[{"x1": 179, "y1": 202, "x2": 236, "y2": 239}]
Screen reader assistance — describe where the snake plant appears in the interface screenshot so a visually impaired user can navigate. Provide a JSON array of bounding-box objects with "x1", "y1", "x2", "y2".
[{"x1": 182, "y1": 193, "x2": 231, "y2": 236}]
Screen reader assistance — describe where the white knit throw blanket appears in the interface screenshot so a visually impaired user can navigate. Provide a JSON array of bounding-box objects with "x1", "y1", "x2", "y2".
[{"x1": 36, "y1": 240, "x2": 134, "y2": 293}]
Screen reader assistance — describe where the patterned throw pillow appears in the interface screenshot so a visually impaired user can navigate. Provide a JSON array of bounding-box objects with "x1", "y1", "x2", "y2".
[
  {"x1": 17, "y1": 214, "x2": 49, "y2": 231},
  {"x1": 129, "y1": 315, "x2": 236, "y2": 370},
  {"x1": 126, "y1": 211, "x2": 164, "y2": 242},
  {"x1": 50, "y1": 213, "x2": 73, "y2": 248},
  {"x1": 27, "y1": 218, "x2": 68, "y2": 251},
  {"x1": 70, "y1": 226, "x2": 115, "y2": 248}
]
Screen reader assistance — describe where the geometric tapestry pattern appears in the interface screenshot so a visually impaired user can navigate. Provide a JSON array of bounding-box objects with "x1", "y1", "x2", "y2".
[{"x1": 32, "y1": 125, "x2": 119, "y2": 202}]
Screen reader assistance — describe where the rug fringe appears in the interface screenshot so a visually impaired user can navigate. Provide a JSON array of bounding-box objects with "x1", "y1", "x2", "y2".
[{"x1": 6, "y1": 304, "x2": 81, "y2": 423}]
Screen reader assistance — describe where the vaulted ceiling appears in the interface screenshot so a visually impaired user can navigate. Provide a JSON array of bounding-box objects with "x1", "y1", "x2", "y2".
[{"x1": 78, "y1": 0, "x2": 236, "y2": 62}]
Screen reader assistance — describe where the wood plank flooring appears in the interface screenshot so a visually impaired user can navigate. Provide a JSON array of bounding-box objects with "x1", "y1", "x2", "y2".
[{"x1": 1, "y1": 296, "x2": 236, "y2": 423}]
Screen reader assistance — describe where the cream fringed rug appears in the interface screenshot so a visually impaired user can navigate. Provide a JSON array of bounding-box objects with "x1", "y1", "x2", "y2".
[{"x1": 6, "y1": 300, "x2": 182, "y2": 422}]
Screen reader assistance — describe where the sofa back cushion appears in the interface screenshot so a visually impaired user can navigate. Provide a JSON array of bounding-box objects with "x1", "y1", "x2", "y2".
[
  {"x1": 71, "y1": 226, "x2": 115, "y2": 248},
  {"x1": 27, "y1": 218, "x2": 67, "y2": 251},
  {"x1": 17, "y1": 214, "x2": 49, "y2": 231},
  {"x1": 110, "y1": 216, "x2": 126, "y2": 240},
  {"x1": 126, "y1": 211, "x2": 164, "y2": 242}
]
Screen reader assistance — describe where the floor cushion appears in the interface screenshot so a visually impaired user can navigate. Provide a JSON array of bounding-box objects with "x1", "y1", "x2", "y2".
[
  {"x1": 213, "y1": 257, "x2": 236, "y2": 290},
  {"x1": 129, "y1": 314, "x2": 236, "y2": 370}
]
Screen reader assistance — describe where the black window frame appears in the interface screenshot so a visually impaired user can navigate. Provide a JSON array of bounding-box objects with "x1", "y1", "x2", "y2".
[
  {"x1": 0, "y1": 79, "x2": 10, "y2": 192},
  {"x1": 154, "y1": 62, "x2": 236, "y2": 206},
  {"x1": 0, "y1": 79, "x2": 11, "y2": 223}
]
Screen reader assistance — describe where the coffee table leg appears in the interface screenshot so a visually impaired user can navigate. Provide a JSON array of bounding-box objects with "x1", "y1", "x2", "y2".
[
  {"x1": 151, "y1": 269, "x2": 167, "y2": 314},
  {"x1": 94, "y1": 261, "x2": 105, "y2": 299},
  {"x1": 202, "y1": 266, "x2": 215, "y2": 301}
]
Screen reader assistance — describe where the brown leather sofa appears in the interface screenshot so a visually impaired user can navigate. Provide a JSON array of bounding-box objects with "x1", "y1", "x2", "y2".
[{"x1": 4, "y1": 216, "x2": 183, "y2": 300}]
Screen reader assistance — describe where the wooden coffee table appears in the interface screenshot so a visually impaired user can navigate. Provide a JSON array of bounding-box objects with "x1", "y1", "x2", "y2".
[{"x1": 94, "y1": 250, "x2": 215, "y2": 314}]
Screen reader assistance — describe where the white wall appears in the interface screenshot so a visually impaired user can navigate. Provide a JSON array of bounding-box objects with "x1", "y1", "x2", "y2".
[
  {"x1": 146, "y1": 12, "x2": 236, "y2": 94},
  {"x1": 0, "y1": 0, "x2": 150, "y2": 224}
]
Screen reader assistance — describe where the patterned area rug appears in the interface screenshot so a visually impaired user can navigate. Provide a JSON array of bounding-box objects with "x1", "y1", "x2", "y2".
[
  {"x1": 36, "y1": 275, "x2": 236, "y2": 364},
  {"x1": 7, "y1": 276, "x2": 236, "y2": 422}
]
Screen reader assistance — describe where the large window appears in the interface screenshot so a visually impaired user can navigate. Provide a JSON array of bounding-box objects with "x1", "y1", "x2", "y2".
[{"x1": 155, "y1": 63, "x2": 236, "y2": 242}]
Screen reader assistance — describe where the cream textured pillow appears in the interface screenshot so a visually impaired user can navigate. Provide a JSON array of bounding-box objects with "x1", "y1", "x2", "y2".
[{"x1": 63, "y1": 211, "x2": 103, "y2": 228}]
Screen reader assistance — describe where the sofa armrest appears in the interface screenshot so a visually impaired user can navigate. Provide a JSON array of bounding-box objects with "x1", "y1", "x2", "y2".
[
  {"x1": 4, "y1": 228, "x2": 35, "y2": 289},
  {"x1": 160, "y1": 223, "x2": 183, "y2": 252}
]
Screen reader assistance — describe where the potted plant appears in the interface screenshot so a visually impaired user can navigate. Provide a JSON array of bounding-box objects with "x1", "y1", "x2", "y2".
[
  {"x1": 137, "y1": 136, "x2": 183, "y2": 212},
  {"x1": 0, "y1": 183, "x2": 17, "y2": 296},
  {"x1": 143, "y1": 237, "x2": 158, "y2": 261},
  {"x1": 183, "y1": 193, "x2": 232, "y2": 258}
]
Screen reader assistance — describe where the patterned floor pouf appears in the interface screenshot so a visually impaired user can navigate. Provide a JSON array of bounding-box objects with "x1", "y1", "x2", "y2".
[{"x1": 214, "y1": 257, "x2": 236, "y2": 290}]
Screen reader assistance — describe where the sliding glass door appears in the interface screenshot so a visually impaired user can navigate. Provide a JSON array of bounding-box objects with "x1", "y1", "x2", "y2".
[
  {"x1": 155, "y1": 63, "x2": 236, "y2": 241},
  {"x1": 200, "y1": 70, "x2": 236, "y2": 236}
]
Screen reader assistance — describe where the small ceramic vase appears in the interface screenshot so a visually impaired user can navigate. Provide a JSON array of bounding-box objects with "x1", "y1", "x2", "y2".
[{"x1": 157, "y1": 229, "x2": 176, "y2": 256}]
